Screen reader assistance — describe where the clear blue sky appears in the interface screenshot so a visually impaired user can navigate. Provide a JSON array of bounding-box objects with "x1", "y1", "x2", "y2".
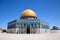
[{"x1": 0, "y1": 0, "x2": 60, "y2": 29}]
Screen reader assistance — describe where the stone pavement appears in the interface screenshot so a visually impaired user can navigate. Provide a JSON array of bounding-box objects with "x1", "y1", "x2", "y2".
[{"x1": 0, "y1": 33, "x2": 60, "y2": 40}]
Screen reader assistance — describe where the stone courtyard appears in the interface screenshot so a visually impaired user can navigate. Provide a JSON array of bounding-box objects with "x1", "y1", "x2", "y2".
[{"x1": 0, "y1": 33, "x2": 60, "y2": 40}]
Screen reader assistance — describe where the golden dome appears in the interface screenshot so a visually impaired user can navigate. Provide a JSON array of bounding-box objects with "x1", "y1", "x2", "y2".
[{"x1": 21, "y1": 9, "x2": 36, "y2": 17}]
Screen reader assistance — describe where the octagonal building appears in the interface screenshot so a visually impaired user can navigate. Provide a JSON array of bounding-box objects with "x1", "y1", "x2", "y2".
[{"x1": 7, "y1": 9, "x2": 50, "y2": 34}]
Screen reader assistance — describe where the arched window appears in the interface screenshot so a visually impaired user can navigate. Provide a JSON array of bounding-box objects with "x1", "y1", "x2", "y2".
[
  {"x1": 37, "y1": 23, "x2": 40, "y2": 28},
  {"x1": 21, "y1": 23, "x2": 23, "y2": 28},
  {"x1": 31, "y1": 24, "x2": 33, "y2": 27},
  {"x1": 38, "y1": 24, "x2": 40, "y2": 28},
  {"x1": 24, "y1": 23, "x2": 26, "y2": 27},
  {"x1": 34, "y1": 24, "x2": 36, "y2": 28}
]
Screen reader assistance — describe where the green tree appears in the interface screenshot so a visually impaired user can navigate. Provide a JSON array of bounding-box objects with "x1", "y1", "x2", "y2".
[{"x1": 52, "y1": 26, "x2": 60, "y2": 30}]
